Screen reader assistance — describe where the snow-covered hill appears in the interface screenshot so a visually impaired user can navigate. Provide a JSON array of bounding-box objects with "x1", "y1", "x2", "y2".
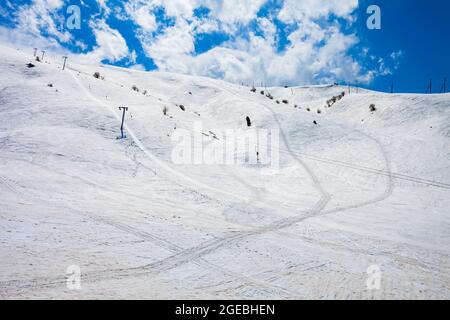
[{"x1": 0, "y1": 43, "x2": 449, "y2": 299}]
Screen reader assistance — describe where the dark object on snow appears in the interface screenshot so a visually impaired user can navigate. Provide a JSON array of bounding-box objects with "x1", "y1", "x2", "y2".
[
  {"x1": 26, "y1": 63, "x2": 35, "y2": 68},
  {"x1": 306, "y1": 108, "x2": 311, "y2": 112},
  {"x1": 369, "y1": 104, "x2": 377, "y2": 112},
  {"x1": 313, "y1": 120, "x2": 318, "y2": 125},
  {"x1": 276, "y1": 100, "x2": 280, "y2": 104},
  {"x1": 282, "y1": 99, "x2": 289, "y2": 104},
  {"x1": 266, "y1": 93, "x2": 274, "y2": 99},
  {"x1": 132, "y1": 85, "x2": 139, "y2": 92},
  {"x1": 250, "y1": 87, "x2": 257, "y2": 93},
  {"x1": 246, "y1": 116, "x2": 252, "y2": 127},
  {"x1": 35, "y1": 56, "x2": 41, "y2": 62},
  {"x1": 260, "y1": 90, "x2": 265, "y2": 95},
  {"x1": 93, "y1": 72, "x2": 101, "y2": 79},
  {"x1": 188, "y1": 92, "x2": 192, "y2": 95},
  {"x1": 47, "y1": 84, "x2": 53, "y2": 87},
  {"x1": 118, "y1": 107, "x2": 129, "y2": 139},
  {"x1": 179, "y1": 104, "x2": 186, "y2": 111},
  {"x1": 317, "y1": 109, "x2": 322, "y2": 114}
]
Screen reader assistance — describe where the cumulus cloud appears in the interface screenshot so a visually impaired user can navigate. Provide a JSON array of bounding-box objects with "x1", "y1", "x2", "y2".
[
  {"x1": 278, "y1": 0, "x2": 358, "y2": 23},
  {"x1": 80, "y1": 19, "x2": 132, "y2": 63},
  {"x1": 14, "y1": 0, "x2": 72, "y2": 43},
  {"x1": 126, "y1": 0, "x2": 371, "y2": 85},
  {"x1": 0, "y1": 0, "x2": 400, "y2": 86}
]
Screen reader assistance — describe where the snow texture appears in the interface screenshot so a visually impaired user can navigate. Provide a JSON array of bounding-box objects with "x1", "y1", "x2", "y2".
[{"x1": 0, "y1": 43, "x2": 449, "y2": 299}]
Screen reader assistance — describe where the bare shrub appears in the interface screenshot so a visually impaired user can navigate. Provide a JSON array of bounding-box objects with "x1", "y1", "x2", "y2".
[{"x1": 369, "y1": 104, "x2": 377, "y2": 112}]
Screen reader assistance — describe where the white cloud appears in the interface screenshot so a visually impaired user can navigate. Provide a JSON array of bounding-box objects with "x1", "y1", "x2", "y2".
[
  {"x1": 81, "y1": 19, "x2": 131, "y2": 63},
  {"x1": 126, "y1": 0, "x2": 373, "y2": 86},
  {"x1": 203, "y1": 0, "x2": 266, "y2": 25},
  {"x1": 2, "y1": 0, "x2": 395, "y2": 86},
  {"x1": 15, "y1": 0, "x2": 72, "y2": 43},
  {"x1": 278, "y1": 0, "x2": 358, "y2": 23},
  {"x1": 391, "y1": 50, "x2": 404, "y2": 60},
  {"x1": 124, "y1": 2, "x2": 158, "y2": 32}
]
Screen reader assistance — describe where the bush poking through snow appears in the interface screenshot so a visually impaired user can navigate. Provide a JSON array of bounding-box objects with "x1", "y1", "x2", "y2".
[
  {"x1": 132, "y1": 85, "x2": 140, "y2": 92},
  {"x1": 282, "y1": 100, "x2": 289, "y2": 104},
  {"x1": 326, "y1": 92, "x2": 346, "y2": 108},
  {"x1": 163, "y1": 106, "x2": 168, "y2": 116},
  {"x1": 35, "y1": 56, "x2": 41, "y2": 62},
  {"x1": 178, "y1": 104, "x2": 186, "y2": 111},
  {"x1": 143, "y1": 90, "x2": 148, "y2": 95},
  {"x1": 313, "y1": 120, "x2": 318, "y2": 125},
  {"x1": 47, "y1": 84, "x2": 53, "y2": 87},
  {"x1": 306, "y1": 108, "x2": 311, "y2": 112},
  {"x1": 370, "y1": 104, "x2": 377, "y2": 112},
  {"x1": 260, "y1": 90, "x2": 265, "y2": 95},
  {"x1": 276, "y1": 100, "x2": 280, "y2": 104},
  {"x1": 246, "y1": 116, "x2": 252, "y2": 127},
  {"x1": 317, "y1": 109, "x2": 322, "y2": 114},
  {"x1": 93, "y1": 72, "x2": 101, "y2": 79},
  {"x1": 250, "y1": 87, "x2": 257, "y2": 93},
  {"x1": 266, "y1": 93, "x2": 274, "y2": 100}
]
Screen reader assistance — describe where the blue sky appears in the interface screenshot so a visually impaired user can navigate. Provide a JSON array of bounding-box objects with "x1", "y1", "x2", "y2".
[{"x1": 0, "y1": 0, "x2": 448, "y2": 93}]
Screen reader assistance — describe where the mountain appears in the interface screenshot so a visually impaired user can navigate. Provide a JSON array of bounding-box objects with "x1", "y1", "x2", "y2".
[{"x1": 0, "y1": 43, "x2": 449, "y2": 299}]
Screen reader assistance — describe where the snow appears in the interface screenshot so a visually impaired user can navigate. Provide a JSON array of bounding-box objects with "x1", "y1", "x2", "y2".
[{"x1": 0, "y1": 43, "x2": 449, "y2": 299}]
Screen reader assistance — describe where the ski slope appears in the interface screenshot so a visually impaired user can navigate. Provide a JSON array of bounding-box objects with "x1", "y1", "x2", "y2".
[{"x1": 0, "y1": 43, "x2": 449, "y2": 299}]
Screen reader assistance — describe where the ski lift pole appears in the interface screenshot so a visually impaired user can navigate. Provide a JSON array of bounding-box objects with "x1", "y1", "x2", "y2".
[
  {"x1": 118, "y1": 107, "x2": 129, "y2": 139},
  {"x1": 62, "y1": 56, "x2": 68, "y2": 70}
]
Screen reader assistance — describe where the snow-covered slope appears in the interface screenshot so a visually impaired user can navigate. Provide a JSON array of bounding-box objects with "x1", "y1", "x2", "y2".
[{"x1": 0, "y1": 43, "x2": 449, "y2": 299}]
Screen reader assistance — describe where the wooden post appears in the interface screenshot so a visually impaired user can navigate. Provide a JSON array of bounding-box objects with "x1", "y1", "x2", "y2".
[{"x1": 41, "y1": 51, "x2": 46, "y2": 61}]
